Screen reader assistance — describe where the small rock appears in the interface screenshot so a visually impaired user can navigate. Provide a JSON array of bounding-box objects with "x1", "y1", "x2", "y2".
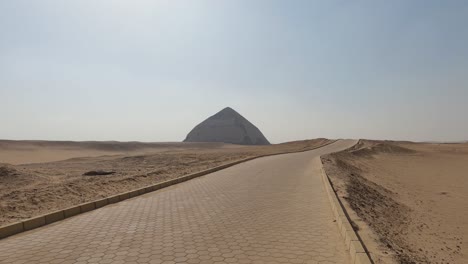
[{"x1": 83, "y1": 170, "x2": 116, "y2": 176}]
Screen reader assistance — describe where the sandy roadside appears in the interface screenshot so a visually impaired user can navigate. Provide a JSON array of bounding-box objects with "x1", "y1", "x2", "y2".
[{"x1": 322, "y1": 140, "x2": 468, "y2": 264}]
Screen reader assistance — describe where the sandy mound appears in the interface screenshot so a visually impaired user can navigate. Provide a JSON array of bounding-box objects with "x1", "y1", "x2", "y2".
[
  {"x1": 0, "y1": 164, "x2": 19, "y2": 178},
  {"x1": 323, "y1": 141, "x2": 468, "y2": 264},
  {"x1": 349, "y1": 140, "x2": 416, "y2": 157},
  {"x1": 184, "y1": 107, "x2": 270, "y2": 145}
]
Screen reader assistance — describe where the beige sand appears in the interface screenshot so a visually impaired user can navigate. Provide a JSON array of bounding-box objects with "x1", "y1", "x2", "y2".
[
  {"x1": 322, "y1": 140, "x2": 468, "y2": 264},
  {"x1": 0, "y1": 138, "x2": 330, "y2": 226},
  {"x1": 0, "y1": 140, "x2": 242, "y2": 165}
]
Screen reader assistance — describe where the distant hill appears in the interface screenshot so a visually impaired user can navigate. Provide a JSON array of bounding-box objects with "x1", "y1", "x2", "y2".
[{"x1": 184, "y1": 107, "x2": 270, "y2": 145}]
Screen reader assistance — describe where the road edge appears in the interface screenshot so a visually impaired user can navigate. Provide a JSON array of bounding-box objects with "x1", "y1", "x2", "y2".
[
  {"x1": 319, "y1": 154, "x2": 373, "y2": 264},
  {"x1": 0, "y1": 139, "x2": 339, "y2": 240}
]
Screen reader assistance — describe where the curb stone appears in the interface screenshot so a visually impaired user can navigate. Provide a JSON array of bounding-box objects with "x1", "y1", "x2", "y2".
[{"x1": 319, "y1": 158, "x2": 373, "y2": 264}]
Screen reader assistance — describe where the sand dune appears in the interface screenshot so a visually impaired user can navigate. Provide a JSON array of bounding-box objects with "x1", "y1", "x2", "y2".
[{"x1": 322, "y1": 140, "x2": 468, "y2": 264}]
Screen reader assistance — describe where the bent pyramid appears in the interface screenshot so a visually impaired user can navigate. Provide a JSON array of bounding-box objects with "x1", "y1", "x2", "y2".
[{"x1": 184, "y1": 107, "x2": 270, "y2": 145}]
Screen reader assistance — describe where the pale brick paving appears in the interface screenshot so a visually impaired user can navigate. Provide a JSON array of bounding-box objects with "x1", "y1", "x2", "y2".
[{"x1": 0, "y1": 140, "x2": 356, "y2": 264}]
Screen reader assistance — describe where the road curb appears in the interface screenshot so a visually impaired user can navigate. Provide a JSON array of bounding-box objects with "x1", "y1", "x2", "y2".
[
  {"x1": 0, "y1": 140, "x2": 338, "y2": 240},
  {"x1": 319, "y1": 158, "x2": 373, "y2": 264}
]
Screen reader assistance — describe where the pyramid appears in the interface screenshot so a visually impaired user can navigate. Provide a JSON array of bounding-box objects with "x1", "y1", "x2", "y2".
[{"x1": 184, "y1": 107, "x2": 270, "y2": 145}]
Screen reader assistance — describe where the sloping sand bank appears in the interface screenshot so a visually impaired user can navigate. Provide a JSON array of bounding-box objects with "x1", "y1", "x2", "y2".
[{"x1": 322, "y1": 140, "x2": 468, "y2": 264}]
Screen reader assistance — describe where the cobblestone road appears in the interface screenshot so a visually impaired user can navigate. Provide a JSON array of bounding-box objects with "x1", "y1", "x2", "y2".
[{"x1": 0, "y1": 140, "x2": 357, "y2": 264}]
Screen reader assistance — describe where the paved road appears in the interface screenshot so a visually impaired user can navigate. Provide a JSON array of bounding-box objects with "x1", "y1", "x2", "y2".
[{"x1": 0, "y1": 140, "x2": 357, "y2": 264}]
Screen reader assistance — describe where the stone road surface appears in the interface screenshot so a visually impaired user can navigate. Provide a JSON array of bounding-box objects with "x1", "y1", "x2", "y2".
[{"x1": 0, "y1": 140, "x2": 357, "y2": 264}]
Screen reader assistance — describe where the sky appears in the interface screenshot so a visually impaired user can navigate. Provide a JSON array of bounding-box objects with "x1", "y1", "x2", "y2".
[{"x1": 1, "y1": 0, "x2": 467, "y2": 143}]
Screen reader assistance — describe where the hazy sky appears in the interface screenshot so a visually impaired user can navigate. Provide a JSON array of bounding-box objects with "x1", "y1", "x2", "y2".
[{"x1": 1, "y1": 0, "x2": 467, "y2": 143}]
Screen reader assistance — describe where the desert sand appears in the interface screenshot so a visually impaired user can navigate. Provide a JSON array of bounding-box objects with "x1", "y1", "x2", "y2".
[
  {"x1": 322, "y1": 140, "x2": 468, "y2": 264},
  {"x1": 0, "y1": 140, "x2": 242, "y2": 165},
  {"x1": 0, "y1": 138, "x2": 330, "y2": 226}
]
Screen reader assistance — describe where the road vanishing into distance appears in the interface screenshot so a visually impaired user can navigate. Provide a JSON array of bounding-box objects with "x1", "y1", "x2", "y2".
[{"x1": 0, "y1": 140, "x2": 357, "y2": 264}]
